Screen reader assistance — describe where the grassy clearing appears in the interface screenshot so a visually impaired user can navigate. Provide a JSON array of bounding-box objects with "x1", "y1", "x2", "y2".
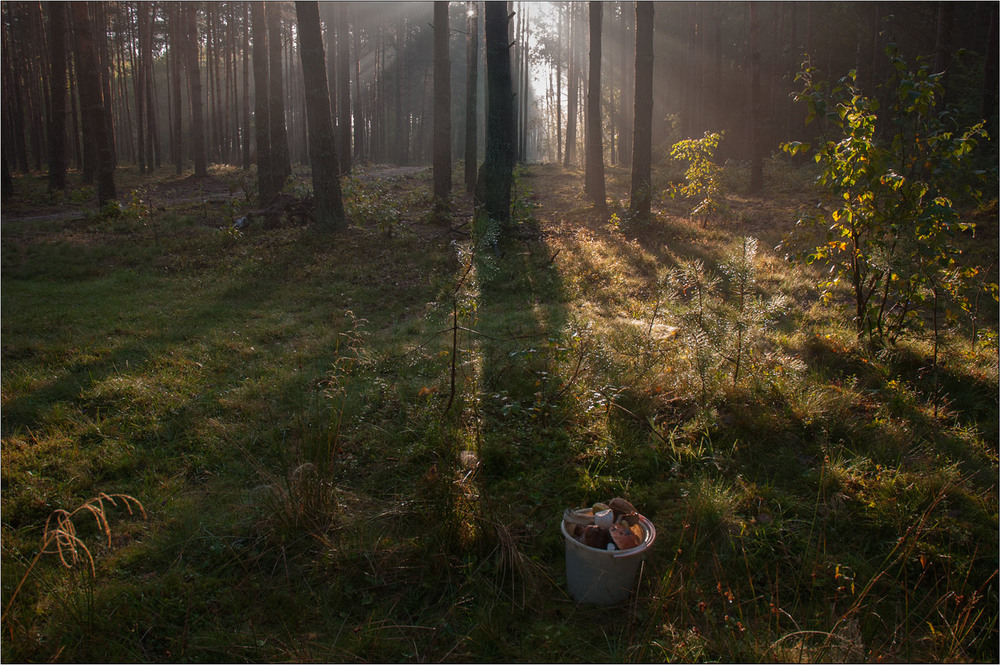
[{"x1": 2, "y1": 160, "x2": 997, "y2": 662}]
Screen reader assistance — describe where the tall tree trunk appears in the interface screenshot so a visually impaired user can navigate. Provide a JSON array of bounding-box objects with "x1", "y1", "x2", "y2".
[
  {"x1": 267, "y1": 1, "x2": 291, "y2": 188},
  {"x1": 2, "y1": 24, "x2": 30, "y2": 174},
  {"x1": 464, "y1": 1, "x2": 478, "y2": 192},
  {"x1": 69, "y1": 55, "x2": 82, "y2": 170},
  {"x1": 242, "y1": 2, "x2": 251, "y2": 170},
  {"x1": 397, "y1": 16, "x2": 409, "y2": 165},
  {"x1": 584, "y1": 2, "x2": 605, "y2": 208},
  {"x1": 475, "y1": 2, "x2": 514, "y2": 230},
  {"x1": 749, "y1": 2, "x2": 762, "y2": 193},
  {"x1": 556, "y1": 3, "x2": 563, "y2": 165},
  {"x1": 146, "y1": 5, "x2": 161, "y2": 169},
  {"x1": 565, "y1": 2, "x2": 579, "y2": 167},
  {"x1": 251, "y1": 1, "x2": 275, "y2": 203},
  {"x1": 186, "y1": 3, "x2": 207, "y2": 177},
  {"x1": 135, "y1": 2, "x2": 148, "y2": 173},
  {"x1": 352, "y1": 22, "x2": 363, "y2": 163},
  {"x1": 433, "y1": 1, "x2": 451, "y2": 209},
  {"x1": 619, "y1": 3, "x2": 633, "y2": 165},
  {"x1": 27, "y1": 1, "x2": 48, "y2": 173},
  {"x1": 337, "y1": 3, "x2": 352, "y2": 173},
  {"x1": 629, "y1": 2, "x2": 653, "y2": 221},
  {"x1": 95, "y1": 2, "x2": 116, "y2": 169},
  {"x1": 517, "y1": 4, "x2": 531, "y2": 162},
  {"x1": 171, "y1": 2, "x2": 183, "y2": 174},
  {"x1": 295, "y1": 0, "x2": 345, "y2": 228},
  {"x1": 47, "y1": 0, "x2": 68, "y2": 190},
  {"x1": 71, "y1": 2, "x2": 115, "y2": 202}
]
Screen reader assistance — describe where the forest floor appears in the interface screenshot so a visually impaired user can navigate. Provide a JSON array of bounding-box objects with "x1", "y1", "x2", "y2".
[{"x1": 1, "y1": 160, "x2": 998, "y2": 663}]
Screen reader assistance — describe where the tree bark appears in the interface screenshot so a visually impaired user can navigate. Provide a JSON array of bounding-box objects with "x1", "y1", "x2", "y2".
[
  {"x1": 352, "y1": 20, "x2": 363, "y2": 162},
  {"x1": 134, "y1": 2, "x2": 148, "y2": 174},
  {"x1": 95, "y1": 2, "x2": 116, "y2": 169},
  {"x1": 475, "y1": 2, "x2": 514, "y2": 229},
  {"x1": 394, "y1": 16, "x2": 402, "y2": 164},
  {"x1": 565, "y1": 3, "x2": 578, "y2": 167},
  {"x1": 749, "y1": 2, "x2": 762, "y2": 193},
  {"x1": 70, "y1": 2, "x2": 115, "y2": 202},
  {"x1": 337, "y1": 3, "x2": 352, "y2": 174},
  {"x1": 186, "y1": 2, "x2": 207, "y2": 177},
  {"x1": 464, "y1": 1, "x2": 479, "y2": 192},
  {"x1": 242, "y1": 2, "x2": 251, "y2": 170},
  {"x1": 171, "y1": 2, "x2": 183, "y2": 174},
  {"x1": 556, "y1": 3, "x2": 563, "y2": 164},
  {"x1": 433, "y1": 1, "x2": 451, "y2": 209},
  {"x1": 584, "y1": 2, "x2": 606, "y2": 208},
  {"x1": 629, "y1": 2, "x2": 653, "y2": 221},
  {"x1": 146, "y1": 4, "x2": 160, "y2": 169},
  {"x1": 267, "y1": 1, "x2": 291, "y2": 188},
  {"x1": 294, "y1": 0, "x2": 345, "y2": 228},
  {"x1": 47, "y1": 0, "x2": 67, "y2": 190},
  {"x1": 251, "y1": 2, "x2": 275, "y2": 203}
]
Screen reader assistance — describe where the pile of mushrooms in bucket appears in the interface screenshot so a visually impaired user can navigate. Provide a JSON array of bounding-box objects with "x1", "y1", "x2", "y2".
[{"x1": 563, "y1": 497, "x2": 646, "y2": 550}]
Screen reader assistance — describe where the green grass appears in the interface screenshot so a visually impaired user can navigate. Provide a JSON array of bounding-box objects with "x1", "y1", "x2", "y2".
[{"x1": 2, "y1": 160, "x2": 997, "y2": 662}]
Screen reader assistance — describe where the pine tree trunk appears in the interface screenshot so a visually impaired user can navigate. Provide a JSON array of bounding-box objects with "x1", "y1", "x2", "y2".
[
  {"x1": 565, "y1": 3, "x2": 578, "y2": 167},
  {"x1": 629, "y1": 2, "x2": 653, "y2": 221},
  {"x1": 47, "y1": 0, "x2": 68, "y2": 190},
  {"x1": 556, "y1": 3, "x2": 562, "y2": 165},
  {"x1": 171, "y1": 2, "x2": 183, "y2": 174},
  {"x1": 2, "y1": 25, "x2": 30, "y2": 174},
  {"x1": 242, "y1": 2, "x2": 251, "y2": 170},
  {"x1": 251, "y1": 1, "x2": 275, "y2": 203},
  {"x1": 146, "y1": 5, "x2": 160, "y2": 169},
  {"x1": 584, "y1": 2, "x2": 606, "y2": 208},
  {"x1": 294, "y1": 0, "x2": 344, "y2": 228},
  {"x1": 475, "y1": 2, "x2": 514, "y2": 229},
  {"x1": 71, "y1": 1, "x2": 115, "y2": 202},
  {"x1": 267, "y1": 1, "x2": 291, "y2": 188},
  {"x1": 135, "y1": 2, "x2": 148, "y2": 174},
  {"x1": 69, "y1": 55, "x2": 82, "y2": 170},
  {"x1": 464, "y1": 1, "x2": 478, "y2": 192},
  {"x1": 337, "y1": 3, "x2": 352, "y2": 173},
  {"x1": 433, "y1": 1, "x2": 451, "y2": 209},
  {"x1": 95, "y1": 2, "x2": 116, "y2": 169},
  {"x1": 185, "y1": 3, "x2": 207, "y2": 177},
  {"x1": 397, "y1": 16, "x2": 409, "y2": 165},
  {"x1": 352, "y1": 23, "x2": 363, "y2": 163},
  {"x1": 749, "y1": 2, "x2": 762, "y2": 193},
  {"x1": 518, "y1": 4, "x2": 531, "y2": 162}
]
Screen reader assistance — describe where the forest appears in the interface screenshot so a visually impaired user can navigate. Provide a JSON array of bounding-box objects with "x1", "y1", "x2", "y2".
[{"x1": 1, "y1": 1, "x2": 998, "y2": 662}]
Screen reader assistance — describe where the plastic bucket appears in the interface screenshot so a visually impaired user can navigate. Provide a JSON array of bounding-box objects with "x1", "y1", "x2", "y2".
[{"x1": 561, "y1": 514, "x2": 656, "y2": 605}]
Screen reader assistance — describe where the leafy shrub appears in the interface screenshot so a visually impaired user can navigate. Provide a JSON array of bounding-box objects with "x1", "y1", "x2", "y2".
[
  {"x1": 782, "y1": 49, "x2": 993, "y2": 345},
  {"x1": 668, "y1": 131, "x2": 729, "y2": 227}
]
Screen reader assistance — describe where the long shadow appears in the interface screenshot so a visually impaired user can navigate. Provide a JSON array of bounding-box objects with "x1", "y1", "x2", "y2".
[
  {"x1": 472, "y1": 168, "x2": 573, "y2": 482},
  {"x1": 2, "y1": 236, "x2": 326, "y2": 438}
]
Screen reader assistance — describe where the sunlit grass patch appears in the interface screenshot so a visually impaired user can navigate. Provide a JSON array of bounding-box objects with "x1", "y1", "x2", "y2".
[{"x1": 2, "y1": 162, "x2": 996, "y2": 662}]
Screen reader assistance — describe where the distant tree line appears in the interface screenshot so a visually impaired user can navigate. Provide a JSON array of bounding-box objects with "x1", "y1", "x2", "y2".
[{"x1": 2, "y1": 2, "x2": 996, "y2": 213}]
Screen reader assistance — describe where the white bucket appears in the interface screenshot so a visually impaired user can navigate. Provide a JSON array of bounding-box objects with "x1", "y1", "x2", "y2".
[{"x1": 561, "y1": 514, "x2": 656, "y2": 605}]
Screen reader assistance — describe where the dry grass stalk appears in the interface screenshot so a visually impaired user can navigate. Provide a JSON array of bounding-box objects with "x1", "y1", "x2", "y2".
[{"x1": 2, "y1": 493, "x2": 146, "y2": 625}]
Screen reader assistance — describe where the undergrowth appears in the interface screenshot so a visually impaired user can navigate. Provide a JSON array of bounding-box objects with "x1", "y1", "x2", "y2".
[{"x1": 2, "y1": 161, "x2": 997, "y2": 662}]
